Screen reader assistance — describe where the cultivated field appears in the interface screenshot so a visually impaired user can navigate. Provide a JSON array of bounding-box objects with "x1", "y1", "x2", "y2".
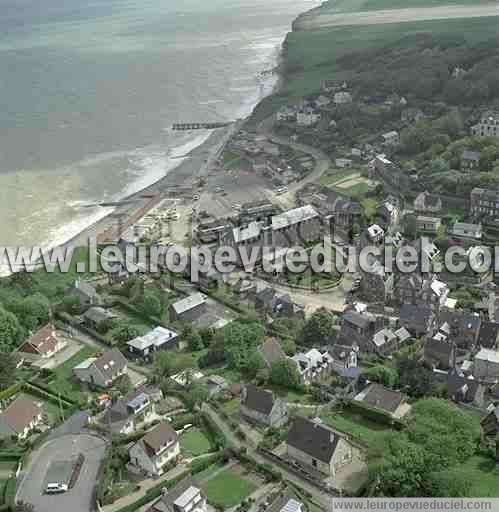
[{"x1": 296, "y1": 4, "x2": 499, "y2": 30}]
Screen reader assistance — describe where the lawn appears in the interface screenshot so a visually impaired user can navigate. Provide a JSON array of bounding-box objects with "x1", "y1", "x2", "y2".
[
  {"x1": 179, "y1": 428, "x2": 212, "y2": 457},
  {"x1": 46, "y1": 345, "x2": 97, "y2": 402},
  {"x1": 461, "y1": 455, "x2": 499, "y2": 497},
  {"x1": 194, "y1": 462, "x2": 224, "y2": 483},
  {"x1": 321, "y1": 407, "x2": 391, "y2": 448},
  {"x1": 319, "y1": 169, "x2": 358, "y2": 187},
  {"x1": 201, "y1": 467, "x2": 257, "y2": 508},
  {"x1": 332, "y1": 182, "x2": 369, "y2": 199}
]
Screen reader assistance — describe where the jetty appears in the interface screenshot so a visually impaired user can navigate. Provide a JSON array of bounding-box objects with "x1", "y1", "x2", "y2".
[{"x1": 172, "y1": 122, "x2": 232, "y2": 131}]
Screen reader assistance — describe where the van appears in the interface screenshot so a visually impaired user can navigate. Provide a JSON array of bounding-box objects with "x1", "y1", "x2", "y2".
[{"x1": 46, "y1": 483, "x2": 68, "y2": 494}]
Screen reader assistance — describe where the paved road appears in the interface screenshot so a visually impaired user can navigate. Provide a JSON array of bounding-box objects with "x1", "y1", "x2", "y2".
[
  {"x1": 17, "y1": 434, "x2": 107, "y2": 512},
  {"x1": 296, "y1": 4, "x2": 499, "y2": 30},
  {"x1": 201, "y1": 404, "x2": 332, "y2": 509}
]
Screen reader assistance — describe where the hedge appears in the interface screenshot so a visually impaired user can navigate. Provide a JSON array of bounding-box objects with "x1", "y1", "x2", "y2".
[
  {"x1": 24, "y1": 382, "x2": 75, "y2": 407},
  {"x1": 232, "y1": 450, "x2": 281, "y2": 482},
  {"x1": 0, "y1": 384, "x2": 23, "y2": 403},
  {"x1": 189, "y1": 452, "x2": 225, "y2": 474},
  {"x1": 199, "y1": 412, "x2": 228, "y2": 450},
  {"x1": 3, "y1": 478, "x2": 16, "y2": 509}
]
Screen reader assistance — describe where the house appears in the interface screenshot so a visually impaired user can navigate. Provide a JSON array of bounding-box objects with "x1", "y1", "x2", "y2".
[
  {"x1": 381, "y1": 131, "x2": 399, "y2": 147},
  {"x1": 480, "y1": 405, "x2": 499, "y2": 463},
  {"x1": 353, "y1": 384, "x2": 411, "y2": 419},
  {"x1": 258, "y1": 338, "x2": 287, "y2": 368},
  {"x1": 337, "y1": 310, "x2": 377, "y2": 352},
  {"x1": 70, "y1": 279, "x2": 99, "y2": 306},
  {"x1": 267, "y1": 489, "x2": 304, "y2": 512},
  {"x1": 240, "y1": 385, "x2": 287, "y2": 428},
  {"x1": 296, "y1": 108, "x2": 321, "y2": 126},
  {"x1": 198, "y1": 268, "x2": 223, "y2": 292},
  {"x1": 231, "y1": 277, "x2": 257, "y2": 301},
  {"x1": 205, "y1": 375, "x2": 229, "y2": 397},
  {"x1": 366, "y1": 224, "x2": 384, "y2": 244},
  {"x1": 439, "y1": 310, "x2": 481, "y2": 350},
  {"x1": 375, "y1": 199, "x2": 400, "y2": 230},
  {"x1": 169, "y1": 293, "x2": 207, "y2": 323},
  {"x1": 147, "y1": 475, "x2": 206, "y2": 512},
  {"x1": 291, "y1": 349, "x2": 334, "y2": 385},
  {"x1": 315, "y1": 95, "x2": 331, "y2": 108},
  {"x1": 359, "y1": 266, "x2": 394, "y2": 304},
  {"x1": 461, "y1": 150, "x2": 481, "y2": 170},
  {"x1": 473, "y1": 348, "x2": 499, "y2": 382},
  {"x1": 73, "y1": 348, "x2": 128, "y2": 388},
  {"x1": 451, "y1": 222, "x2": 482, "y2": 240},
  {"x1": 471, "y1": 111, "x2": 499, "y2": 138},
  {"x1": 334, "y1": 91, "x2": 352, "y2": 104},
  {"x1": 255, "y1": 288, "x2": 303, "y2": 320},
  {"x1": 277, "y1": 106, "x2": 297, "y2": 123},
  {"x1": 18, "y1": 324, "x2": 66, "y2": 360},
  {"x1": 423, "y1": 331, "x2": 456, "y2": 370},
  {"x1": 335, "y1": 158, "x2": 353, "y2": 168},
  {"x1": 371, "y1": 328, "x2": 398, "y2": 356},
  {"x1": 446, "y1": 369, "x2": 484, "y2": 407},
  {"x1": 416, "y1": 215, "x2": 441, "y2": 234},
  {"x1": 127, "y1": 327, "x2": 178, "y2": 358},
  {"x1": 286, "y1": 416, "x2": 353, "y2": 476},
  {"x1": 414, "y1": 191, "x2": 442, "y2": 214},
  {"x1": 97, "y1": 386, "x2": 162, "y2": 435},
  {"x1": 401, "y1": 108, "x2": 424, "y2": 124},
  {"x1": 470, "y1": 187, "x2": 499, "y2": 220},
  {"x1": 0, "y1": 396, "x2": 43, "y2": 440},
  {"x1": 83, "y1": 307, "x2": 118, "y2": 330},
  {"x1": 399, "y1": 304, "x2": 435, "y2": 337},
  {"x1": 329, "y1": 344, "x2": 361, "y2": 380},
  {"x1": 129, "y1": 421, "x2": 179, "y2": 476}
]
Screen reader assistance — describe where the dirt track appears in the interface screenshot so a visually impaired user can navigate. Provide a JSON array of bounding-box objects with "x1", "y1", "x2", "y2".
[{"x1": 296, "y1": 4, "x2": 498, "y2": 30}]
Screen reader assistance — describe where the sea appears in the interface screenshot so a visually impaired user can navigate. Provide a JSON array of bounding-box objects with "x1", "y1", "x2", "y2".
[{"x1": 0, "y1": 0, "x2": 318, "y2": 253}]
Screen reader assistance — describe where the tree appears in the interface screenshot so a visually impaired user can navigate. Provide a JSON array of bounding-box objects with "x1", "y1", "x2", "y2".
[
  {"x1": 116, "y1": 374, "x2": 132, "y2": 396},
  {"x1": 397, "y1": 355, "x2": 438, "y2": 398},
  {"x1": 184, "y1": 382, "x2": 209, "y2": 411},
  {"x1": 182, "y1": 325, "x2": 204, "y2": 351},
  {"x1": 142, "y1": 292, "x2": 162, "y2": 318},
  {"x1": 363, "y1": 365, "x2": 398, "y2": 388},
  {"x1": 0, "y1": 306, "x2": 23, "y2": 350},
  {"x1": 269, "y1": 359, "x2": 300, "y2": 390},
  {"x1": 0, "y1": 351, "x2": 16, "y2": 390},
  {"x1": 154, "y1": 351, "x2": 174, "y2": 380},
  {"x1": 300, "y1": 308, "x2": 335, "y2": 346},
  {"x1": 426, "y1": 468, "x2": 472, "y2": 497},
  {"x1": 61, "y1": 295, "x2": 82, "y2": 315},
  {"x1": 403, "y1": 213, "x2": 417, "y2": 239},
  {"x1": 7, "y1": 293, "x2": 51, "y2": 331},
  {"x1": 110, "y1": 323, "x2": 140, "y2": 344}
]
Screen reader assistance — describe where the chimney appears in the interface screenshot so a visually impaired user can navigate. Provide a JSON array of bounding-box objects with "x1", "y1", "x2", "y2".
[{"x1": 161, "y1": 487, "x2": 168, "y2": 497}]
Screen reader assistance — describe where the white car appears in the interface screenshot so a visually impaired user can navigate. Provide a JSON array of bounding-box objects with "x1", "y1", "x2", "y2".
[
  {"x1": 46, "y1": 483, "x2": 68, "y2": 494},
  {"x1": 231, "y1": 203, "x2": 242, "y2": 210},
  {"x1": 275, "y1": 186, "x2": 288, "y2": 195}
]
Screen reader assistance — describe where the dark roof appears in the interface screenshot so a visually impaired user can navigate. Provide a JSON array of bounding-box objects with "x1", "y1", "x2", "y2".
[
  {"x1": 140, "y1": 421, "x2": 177, "y2": 457},
  {"x1": 447, "y1": 369, "x2": 480, "y2": 403},
  {"x1": 242, "y1": 385, "x2": 276, "y2": 416},
  {"x1": 400, "y1": 304, "x2": 432, "y2": 326},
  {"x1": 343, "y1": 310, "x2": 371, "y2": 329},
  {"x1": 477, "y1": 321, "x2": 499, "y2": 349},
  {"x1": 286, "y1": 417, "x2": 339, "y2": 464},
  {"x1": 425, "y1": 337, "x2": 454, "y2": 359},
  {"x1": 358, "y1": 384, "x2": 404, "y2": 413},
  {"x1": 256, "y1": 287, "x2": 276, "y2": 305},
  {"x1": 462, "y1": 150, "x2": 481, "y2": 161},
  {"x1": 93, "y1": 349, "x2": 127, "y2": 380}
]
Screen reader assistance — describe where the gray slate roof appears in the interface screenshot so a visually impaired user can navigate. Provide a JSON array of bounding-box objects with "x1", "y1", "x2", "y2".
[{"x1": 242, "y1": 385, "x2": 276, "y2": 416}]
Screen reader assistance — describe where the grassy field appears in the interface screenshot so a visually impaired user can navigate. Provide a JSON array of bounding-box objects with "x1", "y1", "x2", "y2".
[
  {"x1": 282, "y1": 16, "x2": 499, "y2": 100},
  {"x1": 201, "y1": 467, "x2": 257, "y2": 508},
  {"x1": 46, "y1": 345, "x2": 97, "y2": 401},
  {"x1": 319, "y1": 0, "x2": 493, "y2": 13},
  {"x1": 179, "y1": 428, "x2": 212, "y2": 457},
  {"x1": 321, "y1": 408, "x2": 392, "y2": 447},
  {"x1": 221, "y1": 398, "x2": 240, "y2": 416}
]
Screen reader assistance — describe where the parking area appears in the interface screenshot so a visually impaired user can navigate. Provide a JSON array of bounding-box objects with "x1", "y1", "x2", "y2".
[
  {"x1": 33, "y1": 337, "x2": 83, "y2": 370},
  {"x1": 17, "y1": 434, "x2": 107, "y2": 512}
]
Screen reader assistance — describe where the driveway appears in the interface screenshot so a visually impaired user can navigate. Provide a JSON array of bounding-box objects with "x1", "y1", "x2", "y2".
[{"x1": 17, "y1": 434, "x2": 107, "y2": 512}]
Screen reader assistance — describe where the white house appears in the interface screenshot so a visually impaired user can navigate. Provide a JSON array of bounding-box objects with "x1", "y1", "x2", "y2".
[
  {"x1": 148, "y1": 476, "x2": 207, "y2": 512},
  {"x1": 129, "y1": 421, "x2": 180, "y2": 476},
  {"x1": 473, "y1": 349, "x2": 499, "y2": 382},
  {"x1": 381, "y1": 131, "x2": 399, "y2": 146},
  {"x1": 291, "y1": 349, "x2": 334, "y2": 386},
  {"x1": 297, "y1": 108, "x2": 321, "y2": 126},
  {"x1": 334, "y1": 92, "x2": 352, "y2": 104},
  {"x1": 451, "y1": 222, "x2": 482, "y2": 240},
  {"x1": 127, "y1": 327, "x2": 178, "y2": 358},
  {"x1": 335, "y1": 158, "x2": 353, "y2": 168}
]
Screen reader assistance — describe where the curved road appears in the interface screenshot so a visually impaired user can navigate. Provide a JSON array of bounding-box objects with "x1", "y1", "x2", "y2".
[{"x1": 17, "y1": 434, "x2": 107, "y2": 512}]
